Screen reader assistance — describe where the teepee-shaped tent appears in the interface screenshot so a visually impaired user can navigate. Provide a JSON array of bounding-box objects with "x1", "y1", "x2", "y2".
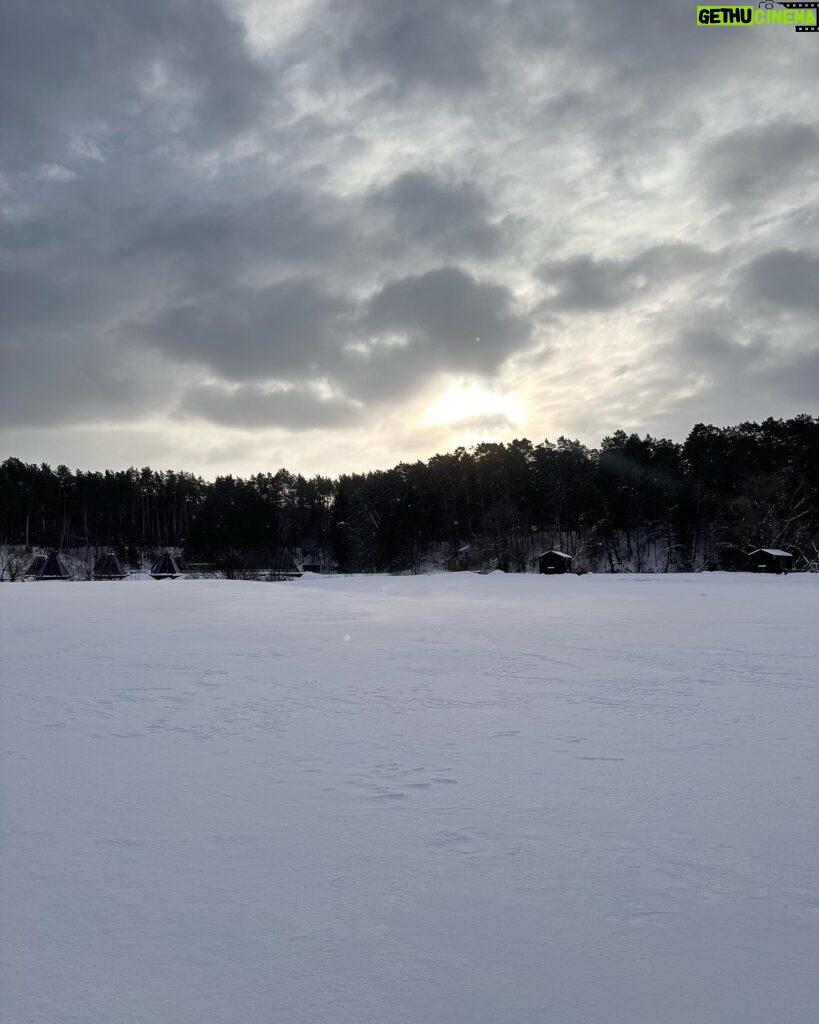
[
  {"x1": 151, "y1": 552, "x2": 181, "y2": 579},
  {"x1": 25, "y1": 554, "x2": 46, "y2": 577},
  {"x1": 94, "y1": 552, "x2": 127, "y2": 580},
  {"x1": 37, "y1": 551, "x2": 70, "y2": 580}
]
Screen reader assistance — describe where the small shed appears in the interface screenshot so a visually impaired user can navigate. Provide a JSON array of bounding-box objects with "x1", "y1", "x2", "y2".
[
  {"x1": 270, "y1": 555, "x2": 302, "y2": 580},
  {"x1": 37, "y1": 551, "x2": 70, "y2": 580},
  {"x1": 747, "y1": 548, "x2": 793, "y2": 574},
  {"x1": 538, "y1": 550, "x2": 573, "y2": 575},
  {"x1": 25, "y1": 554, "x2": 46, "y2": 577},
  {"x1": 301, "y1": 557, "x2": 321, "y2": 574},
  {"x1": 151, "y1": 552, "x2": 181, "y2": 579},
  {"x1": 94, "y1": 553, "x2": 127, "y2": 580}
]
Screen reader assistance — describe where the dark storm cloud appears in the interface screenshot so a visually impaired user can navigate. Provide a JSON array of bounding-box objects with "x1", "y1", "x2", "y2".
[
  {"x1": 539, "y1": 244, "x2": 715, "y2": 312},
  {"x1": 182, "y1": 383, "x2": 362, "y2": 430},
  {"x1": 366, "y1": 171, "x2": 505, "y2": 258},
  {"x1": 701, "y1": 123, "x2": 819, "y2": 203},
  {"x1": 739, "y1": 249, "x2": 819, "y2": 313},
  {"x1": 0, "y1": 0, "x2": 269, "y2": 169}
]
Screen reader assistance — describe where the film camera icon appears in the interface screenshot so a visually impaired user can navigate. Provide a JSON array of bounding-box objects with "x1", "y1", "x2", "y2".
[{"x1": 758, "y1": 1, "x2": 819, "y2": 31}]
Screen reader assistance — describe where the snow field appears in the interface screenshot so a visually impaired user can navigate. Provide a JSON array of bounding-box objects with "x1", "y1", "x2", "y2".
[{"x1": 1, "y1": 572, "x2": 817, "y2": 1023}]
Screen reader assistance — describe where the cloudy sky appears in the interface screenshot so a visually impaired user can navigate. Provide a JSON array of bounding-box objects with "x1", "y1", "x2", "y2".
[{"x1": 1, "y1": 0, "x2": 817, "y2": 477}]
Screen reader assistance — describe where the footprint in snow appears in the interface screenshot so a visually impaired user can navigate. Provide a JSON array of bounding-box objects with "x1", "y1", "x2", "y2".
[{"x1": 426, "y1": 829, "x2": 489, "y2": 855}]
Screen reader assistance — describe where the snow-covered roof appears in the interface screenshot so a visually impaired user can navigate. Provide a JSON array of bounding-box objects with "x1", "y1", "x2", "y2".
[
  {"x1": 749, "y1": 549, "x2": 792, "y2": 558},
  {"x1": 542, "y1": 549, "x2": 572, "y2": 559}
]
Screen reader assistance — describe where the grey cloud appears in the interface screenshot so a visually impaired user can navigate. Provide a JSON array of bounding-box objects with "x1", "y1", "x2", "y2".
[
  {"x1": 0, "y1": 328, "x2": 157, "y2": 429},
  {"x1": 539, "y1": 256, "x2": 626, "y2": 312},
  {"x1": 525, "y1": 2, "x2": 810, "y2": 186},
  {"x1": 138, "y1": 266, "x2": 533, "y2": 407},
  {"x1": 1, "y1": 168, "x2": 361, "y2": 333},
  {"x1": 701, "y1": 123, "x2": 819, "y2": 204},
  {"x1": 136, "y1": 279, "x2": 355, "y2": 380},
  {"x1": 0, "y1": 267, "x2": 161, "y2": 428},
  {"x1": 120, "y1": 187, "x2": 356, "y2": 286},
  {"x1": 367, "y1": 171, "x2": 505, "y2": 258},
  {"x1": 331, "y1": 0, "x2": 753, "y2": 107},
  {"x1": 324, "y1": 266, "x2": 535, "y2": 404},
  {"x1": 1, "y1": 0, "x2": 817, "y2": 460},
  {"x1": 336, "y1": 0, "x2": 493, "y2": 95},
  {"x1": 576, "y1": 0, "x2": 766, "y2": 97},
  {"x1": 739, "y1": 249, "x2": 819, "y2": 313},
  {"x1": 670, "y1": 315, "x2": 819, "y2": 411},
  {"x1": 677, "y1": 326, "x2": 770, "y2": 373},
  {"x1": 0, "y1": 0, "x2": 269, "y2": 170},
  {"x1": 363, "y1": 266, "x2": 531, "y2": 374},
  {"x1": 0, "y1": 269, "x2": 88, "y2": 334},
  {"x1": 540, "y1": 244, "x2": 715, "y2": 312},
  {"x1": 182, "y1": 383, "x2": 362, "y2": 431},
  {"x1": 766, "y1": 346, "x2": 819, "y2": 404}
]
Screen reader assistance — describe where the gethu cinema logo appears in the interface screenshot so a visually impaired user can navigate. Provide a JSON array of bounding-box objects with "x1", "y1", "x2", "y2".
[{"x1": 697, "y1": 2, "x2": 819, "y2": 30}]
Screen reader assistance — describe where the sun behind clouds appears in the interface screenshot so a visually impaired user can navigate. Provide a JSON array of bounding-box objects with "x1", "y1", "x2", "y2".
[{"x1": 423, "y1": 384, "x2": 524, "y2": 441}]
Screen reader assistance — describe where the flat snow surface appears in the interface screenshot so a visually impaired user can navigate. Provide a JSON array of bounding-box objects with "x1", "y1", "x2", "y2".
[{"x1": 2, "y1": 573, "x2": 817, "y2": 1024}]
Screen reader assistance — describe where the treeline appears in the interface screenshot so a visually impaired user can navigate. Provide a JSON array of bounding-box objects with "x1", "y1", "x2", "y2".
[{"x1": 1, "y1": 415, "x2": 818, "y2": 573}]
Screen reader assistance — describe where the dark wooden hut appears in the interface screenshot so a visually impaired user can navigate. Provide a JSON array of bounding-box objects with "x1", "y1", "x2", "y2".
[
  {"x1": 538, "y1": 550, "x2": 573, "y2": 574},
  {"x1": 301, "y1": 557, "x2": 321, "y2": 574},
  {"x1": 37, "y1": 551, "x2": 70, "y2": 580},
  {"x1": 151, "y1": 552, "x2": 181, "y2": 579},
  {"x1": 269, "y1": 554, "x2": 302, "y2": 580},
  {"x1": 747, "y1": 549, "x2": 793, "y2": 574},
  {"x1": 25, "y1": 554, "x2": 46, "y2": 577},
  {"x1": 93, "y1": 553, "x2": 127, "y2": 580}
]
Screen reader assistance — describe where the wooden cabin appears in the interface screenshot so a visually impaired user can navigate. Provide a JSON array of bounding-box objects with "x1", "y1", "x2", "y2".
[
  {"x1": 36, "y1": 551, "x2": 70, "y2": 580},
  {"x1": 151, "y1": 553, "x2": 181, "y2": 579},
  {"x1": 269, "y1": 555, "x2": 302, "y2": 580},
  {"x1": 25, "y1": 554, "x2": 46, "y2": 578},
  {"x1": 538, "y1": 550, "x2": 573, "y2": 575},
  {"x1": 93, "y1": 553, "x2": 127, "y2": 580},
  {"x1": 747, "y1": 549, "x2": 793, "y2": 574}
]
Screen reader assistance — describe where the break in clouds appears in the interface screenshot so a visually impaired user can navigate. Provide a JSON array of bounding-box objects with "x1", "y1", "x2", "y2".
[{"x1": 1, "y1": 0, "x2": 817, "y2": 475}]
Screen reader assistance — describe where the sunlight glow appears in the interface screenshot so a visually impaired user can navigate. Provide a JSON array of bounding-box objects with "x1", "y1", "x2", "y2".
[{"x1": 423, "y1": 386, "x2": 524, "y2": 430}]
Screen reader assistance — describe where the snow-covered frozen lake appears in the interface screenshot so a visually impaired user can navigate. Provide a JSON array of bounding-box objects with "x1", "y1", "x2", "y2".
[{"x1": 2, "y1": 573, "x2": 817, "y2": 1024}]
